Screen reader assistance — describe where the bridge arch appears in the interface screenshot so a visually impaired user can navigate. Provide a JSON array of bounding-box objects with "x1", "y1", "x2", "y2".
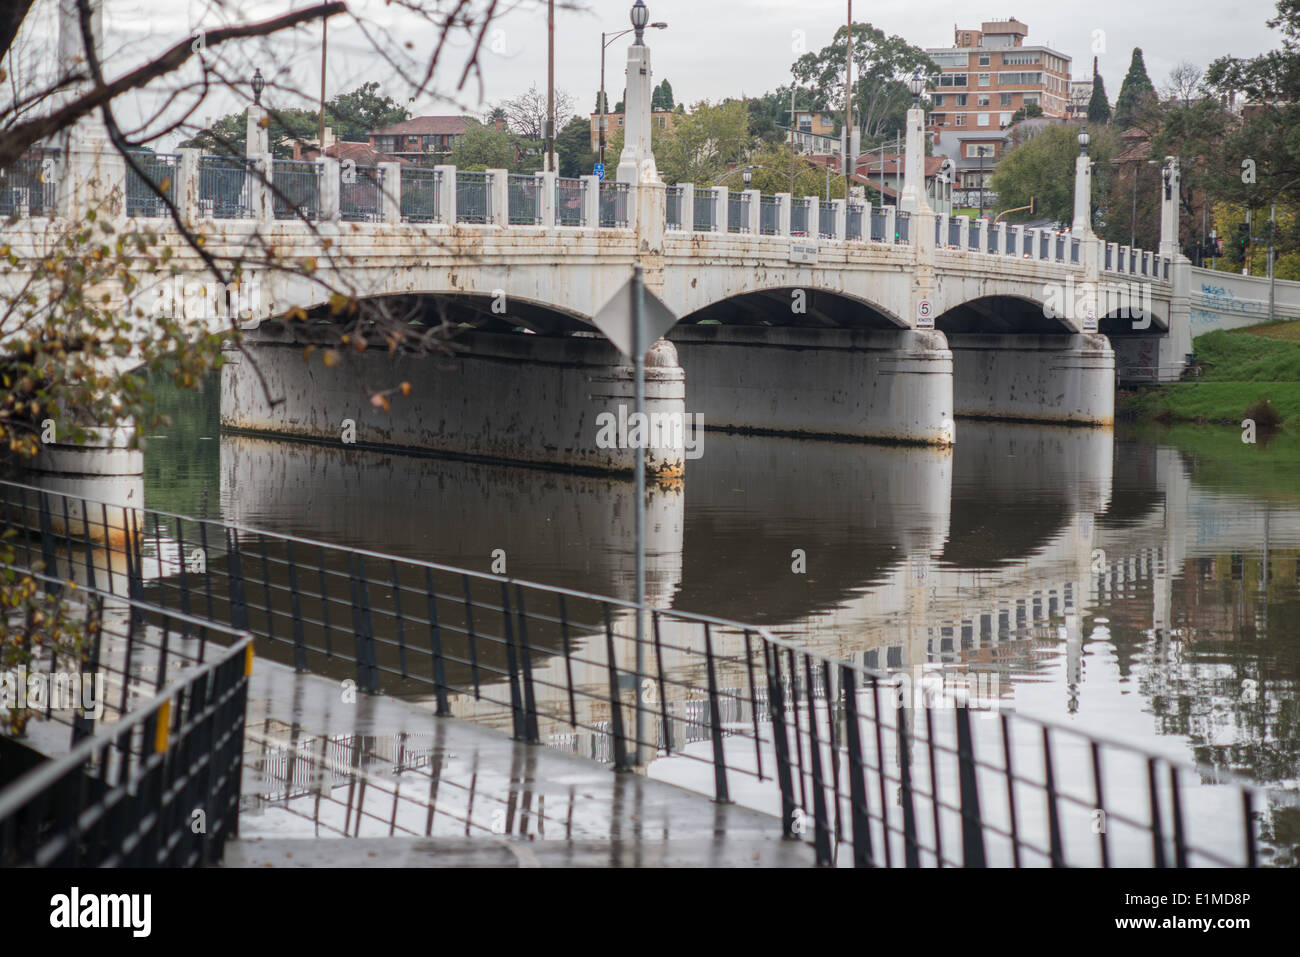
[
  {"x1": 297, "y1": 290, "x2": 596, "y2": 337},
  {"x1": 678, "y1": 286, "x2": 905, "y2": 330},
  {"x1": 936, "y1": 294, "x2": 1071, "y2": 334}
]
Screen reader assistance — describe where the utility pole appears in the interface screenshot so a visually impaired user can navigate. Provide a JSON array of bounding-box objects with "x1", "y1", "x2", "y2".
[
  {"x1": 546, "y1": 0, "x2": 556, "y2": 172},
  {"x1": 318, "y1": 21, "x2": 328, "y2": 150},
  {"x1": 789, "y1": 85, "x2": 796, "y2": 195},
  {"x1": 843, "y1": 1, "x2": 853, "y2": 197},
  {"x1": 1268, "y1": 202, "x2": 1276, "y2": 321}
]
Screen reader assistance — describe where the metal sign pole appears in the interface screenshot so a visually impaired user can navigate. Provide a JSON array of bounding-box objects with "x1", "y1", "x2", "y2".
[{"x1": 632, "y1": 264, "x2": 646, "y2": 762}]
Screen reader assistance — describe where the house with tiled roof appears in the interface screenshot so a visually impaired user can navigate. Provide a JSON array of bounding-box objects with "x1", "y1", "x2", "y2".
[{"x1": 367, "y1": 116, "x2": 477, "y2": 166}]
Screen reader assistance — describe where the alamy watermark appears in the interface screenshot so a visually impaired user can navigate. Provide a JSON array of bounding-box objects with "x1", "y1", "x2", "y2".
[
  {"x1": 885, "y1": 664, "x2": 1003, "y2": 714},
  {"x1": 595, "y1": 404, "x2": 705, "y2": 460},
  {"x1": 1041, "y1": 276, "x2": 1153, "y2": 328},
  {"x1": 1, "y1": 669, "x2": 105, "y2": 719}
]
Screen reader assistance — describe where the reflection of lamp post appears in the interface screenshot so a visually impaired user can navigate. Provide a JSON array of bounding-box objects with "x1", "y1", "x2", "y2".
[{"x1": 598, "y1": 13, "x2": 667, "y2": 170}]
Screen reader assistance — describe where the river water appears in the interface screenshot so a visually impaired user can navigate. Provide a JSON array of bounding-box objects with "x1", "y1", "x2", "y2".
[{"x1": 143, "y1": 375, "x2": 1300, "y2": 863}]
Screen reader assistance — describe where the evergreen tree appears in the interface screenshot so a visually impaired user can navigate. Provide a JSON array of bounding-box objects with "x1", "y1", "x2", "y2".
[
  {"x1": 1087, "y1": 74, "x2": 1112, "y2": 123},
  {"x1": 1115, "y1": 48, "x2": 1155, "y2": 126}
]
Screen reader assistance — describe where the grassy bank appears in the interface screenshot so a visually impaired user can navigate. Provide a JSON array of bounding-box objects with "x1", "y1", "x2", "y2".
[{"x1": 1121, "y1": 322, "x2": 1300, "y2": 428}]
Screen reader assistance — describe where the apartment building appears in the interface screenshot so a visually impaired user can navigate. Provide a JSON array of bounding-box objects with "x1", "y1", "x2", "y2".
[
  {"x1": 368, "y1": 116, "x2": 474, "y2": 166},
  {"x1": 925, "y1": 19, "x2": 1071, "y2": 131},
  {"x1": 589, "y1": 110, "x2": 680, "y2": 152}
]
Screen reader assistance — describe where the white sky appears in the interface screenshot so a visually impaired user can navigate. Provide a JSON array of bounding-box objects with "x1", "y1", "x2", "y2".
[{"x1": 6, "y1": 0, "x2": 1284, "y2": 148}]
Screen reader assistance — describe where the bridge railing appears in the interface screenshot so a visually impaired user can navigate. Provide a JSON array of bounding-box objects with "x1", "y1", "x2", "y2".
[
  {"x1": 599, "y1": 181, "x2": 630, "y2": 228},
  {"x1": 791, "y1": 197, "x2": 810, "y2": 237},
  {"x1": 666, "y1": 185, "x2": 683, "y2": 230},
  {"x1": 400, "y1": 167, "x2": 440, "y2": 223},
  {"x1": 198, "y1": 155, "x2": 256, "y2": 219},
  {"x1": 0, "y1": 147, "x2": 60, "y2": 218},
  {"x1": 456, "y1": 171, "x2": 492, "y2": 224},
  {"x1": 759, "y1": 194, "x2": 779, "y2": 235},
  {"x1": 271, "y1": 159, "x2": 322, "y2": 221},
  {"x1": 339, "y1": 164, "x2": 384, "y2": 222},
  {"x1": 729, "y1": 191, "x2": 751, "y2": 234},
  {"x1": 508, "y1": 173, "x2": 542, "y2": 226},
  {"x1": 693, "y1": 190, "x2": 717, "y2": 232},
  {"x1": 558, "y1": 176, "x2": 587, "y2": 227},
  {"x1": 125, "y1": 151, "x2": 179, "y2": 218},
  {"x1": 819, "y1": 201, "x2": 836, "y2": 239},
  {"x1": 2, "y1": 478, "x2": 1270, "y2": 868}
]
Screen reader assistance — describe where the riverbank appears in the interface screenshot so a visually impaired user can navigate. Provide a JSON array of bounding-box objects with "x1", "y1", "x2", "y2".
[{"x1": 1120, "y1": 321, "x2": 1300, "y2": 429}]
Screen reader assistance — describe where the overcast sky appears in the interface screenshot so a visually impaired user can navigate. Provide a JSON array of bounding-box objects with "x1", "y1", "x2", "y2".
[{"x1": 9, "y1": 0, "x2": 1285, "y2": 145}]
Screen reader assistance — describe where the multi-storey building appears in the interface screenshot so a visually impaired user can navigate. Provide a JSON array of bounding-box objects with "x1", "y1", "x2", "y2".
[
  {"x1": 925, "y1": 19, "x2": 1071, "y2": 131},
  {"x1": 368, "y1": 116, "x2": 474, "y2": 166}
]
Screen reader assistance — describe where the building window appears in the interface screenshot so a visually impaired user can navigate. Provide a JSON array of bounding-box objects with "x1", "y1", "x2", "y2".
[
  {"x1": 977, "y1": 113, "x2": 990, "y2": 126},
  {"x1": 1023, "y1": 94, "x2": 1039, "y2": 106},
  {"x1": 1000, "y1": 112, "x2": 1012, "y2": 126},
  {"x1": 955, "y1": 114, "x2": 966, "y2": 126},
  {"x1": 939, "y1": 74, "x2": 968, "y2": 87},
  {"x1": 955, "y1": 94, "x2": 967, "y2": 106},
  {"x1": 979, "y1": 54, "x2": 990, "y2": 66},
  {"x1": 932, "y1": 94, "x2": 944, "y2": 107},
  {"x1": 978, "y1": 73, "x2": 991, "y2": 87},
  {"x1": 977, "y1": 94, "x2": 990, "y2": 106},
  {"x1": 1000, "y1": 93, "x2": 1012, "y2": 107}
]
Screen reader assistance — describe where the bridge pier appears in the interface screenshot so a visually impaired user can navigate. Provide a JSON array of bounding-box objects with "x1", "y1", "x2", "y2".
[
  {"x1": 946, "y1": 333, "x2": 1115, "y2": 426},
  {"x1": 221, "y1": 327, "x2": 690, "y2": 477},
  {"x1": 667, "y1": 326, "x2": 956, "y2": 446}
]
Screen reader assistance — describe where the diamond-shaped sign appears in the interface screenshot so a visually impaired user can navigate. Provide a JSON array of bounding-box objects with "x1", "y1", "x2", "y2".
[{"x1": 591, "y1": 277, "x2": 678, "y2": 359}]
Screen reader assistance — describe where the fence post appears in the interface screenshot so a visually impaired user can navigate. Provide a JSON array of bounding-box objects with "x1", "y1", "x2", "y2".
[
  {"x1": 488, "y1": 169, "x2": 508, "y2": 226},
  {"x1": 537, "y1": 170, "x2": 557, "y2": 227},
  {"x1": 745, "y1": 188, "x2": 761, "y2": 234},
  {"x1": 702, "y1": 623, "x2": 730, "y2": 803},
  {"x1": 831, "y1": 198, "x2": 846, "y2": 240},
  {"x1": 679, "y1": 183, "x2": 695, "y2": 231},
  {"x1": 884, "y1": 204, "x2": 897, "y2": 243},
  {"x1": 378, "y1": 162, "x2": 400, "y2": 223},
  {"x1": 977, "y1": 217, "x2": 990, "y2": 253},
  {"x1": 581, "y1": 174, "x2": 600, "y2": 227},
  {"x1": 840, "y1": 668, "x2": 873, "y2": 866},
  {"x1": 776, "y1": 192, "x2": 791, "y2": 236},
  {"x1": 176, "y1": 149, "x2": 200, "y2": 224},
  {"x1": 957, "y1": 215, "x2": 970, "y2": 251},
  {"x1": 434, "y1": 165, "x2": 456, "y2": 224},
  {"x1": 1013, "y1": 224, "x2": 1025, "y2": 257},
  {"x1": 254, "y1": 153, "x2": 274, "y2": 224},
  {"x1": 804, "y1": 195, "x2": 819, "y2": 239},
  {"x1": 320, "y1": 157, "x2": 340, "y2": 222},
  {"x1": 954, "y1": 705, "x2": 987, "y2": 867},
  {"x1": 764, "y1": 646, "x2": 797, "y2": 836},
  {"x1": 711, "y1": 186, "x2": 728, "y2": 233}
]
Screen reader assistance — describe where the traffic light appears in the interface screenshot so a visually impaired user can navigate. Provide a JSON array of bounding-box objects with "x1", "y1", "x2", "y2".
[{"x1": 1238, "y1": 221, "x2": 1249, "y2": 250}]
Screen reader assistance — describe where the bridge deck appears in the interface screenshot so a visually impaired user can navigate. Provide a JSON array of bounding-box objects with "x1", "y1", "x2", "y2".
[{"x1": 229, "y1": 655, "x2": 813, "y2": 867}]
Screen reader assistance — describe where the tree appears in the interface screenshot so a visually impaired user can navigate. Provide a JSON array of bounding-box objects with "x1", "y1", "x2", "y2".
[
  {"x1": 653, "y1": 99, "x2": 752, "y2": 184},
  {"x1": 556, "y1": 115, "x2": 595, "y2": 177},
  {"x1": 651, "y1": 79, "x2": 674, "y2": 111},
  {"x1": 1163, "y1": 62, "x2": 1204, "y2": 108},
  {"x1": 1115, "y1": 48, "x2": 1157, "y2": 127},
  {"x1": 1009, "y1": 103, "x2": 1044, "y2": 124},
  {"x1": 791, "y1": 23, "x2": 937, "y2": 143},
  {"x1": 746, "y1": 144, "x2": 845, "y2": 198},
  {"x1": 450, "y1": 122, "x2": 516, "y2": 170},
  {"x1": 1087, "y1": 75, "x2": 1112, "y2": 124},
  {"x1": 991, "y1": 123, "x2": 1117, "y2": 224},
  {"x1": 328, "y1": 81, "x2": 409, "y2": 142},
  {"x1": 497, "y1": 83, "x2": 575, "y2": 140}
]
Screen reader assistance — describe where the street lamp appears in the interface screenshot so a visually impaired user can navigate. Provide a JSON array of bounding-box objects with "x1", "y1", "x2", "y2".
[
  {"x1": 742, "y1": 166, "x2": 753, "y2": 187},
  {"x1": 631, "y1": 0, "x2": 649, "y2": 43},
  {"x1": 598, "y1": 13, "x2": 667, "y2": 171},
  {"x1": 908, "y1": 73, "x2": 925, "y2": 107},
  {"x1": 251, "y1": 68, "x2": 265, "y2": 106},
  {"x1": 1078, "y1": 126, "x2": 1089, "y2": 155},
  {"x1": 976, "y1": 145, "x2": 991, "y2": 219}
]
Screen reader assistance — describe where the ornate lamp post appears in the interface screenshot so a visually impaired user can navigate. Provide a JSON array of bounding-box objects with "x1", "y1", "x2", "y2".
[
  {"x1": 598, "y1": 11, "x2": 666, "y2": 171},
  {"x1": 251, "y1": 69, "x2": 265, "y2": 106}
]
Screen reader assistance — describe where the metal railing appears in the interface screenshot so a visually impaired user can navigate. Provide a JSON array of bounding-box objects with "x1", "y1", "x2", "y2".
[
  {"x1": 599, "y1": 181, "x2": 630, "y2": 228},
  {"x1": 340, "y1": 164, "x2": 384, "y2": 222},
  {"x1": 400, "y1": 167, "x2": 440, "y2": 223},
  {"x1": 948, "y1": 218, "x2": 962, "y2": 248},
  {"x1": 0, "y1": 478, "x2": 1270, "y2": 868},
  {"x1": 759, "y1": 195, "x2": 779, "y2": 235},
  {"x1": 0, "y1": 148, "x2": 60, "y2": 218},
  {"x1": 693, "y1": 191, "x2": 716, "y2": 232},
  {"x1": 895, "y1": 211, "x2": 910, "y2": 243},
  {"x1": 271, "y1": 159, "x2": 322, "y2": 221},
  {"x1": 989, "y1": 224, "x2": 1003, "y2": 254},
  {"x1": 1070, "y1": 238, "x2": 1081, "y2": 264},
  {"x1": 819, "y1": 201, "x2": 836, "y2": 239},
  {"x1": 558, "y1": 177, "x2": 587, "y2": 227},
  {"x1": 456, "y1": 171, "x2": 492, "y2": 224},
  {"x1": 728, "y1": 192, "x2": 751, "y2": 233},
  {"x1": 968, "y1": 221, "x2": 981, "y2": 251},
  {"x1": 1055, "y1": 233, "x2": 1066, "y2": 262},
  {"x1": 790, "y1": 198, "x2": 810, "y2": 237},
  {"x1": 666, "y1": 185, "x2": 683, "y2": 230},
  {"x1": 845, "y1": 204, "x2": 863, "y2": 241},
  {"x1": 125, "y1": 152, "x2": 178, "y2": 218},
  {"x1": 198, "y1": 155, "x2": 255, "y2": 219},
  {"x1": 507, "y1": 174, "x2": 541, "y2": 225},
  {"x1": 871, "y1": 208, "x2": 888, "y2": 242}
]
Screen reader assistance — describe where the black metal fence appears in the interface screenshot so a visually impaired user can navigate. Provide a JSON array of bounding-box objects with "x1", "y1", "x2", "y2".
[
  {"x1": 790, "y1": 198, "x2": 810, "y2": 237},
  {"x1": 400, "y1": 167, "x2": 440, "y2": 223},
  {"x1": 819, "y1": 201, "x2": 836, "y2": 239},
  {"x1": 198, "y1": 155, "x2": 255, "y2": 219},
  {"x1": 0, "y1": 565, "x2": 252, "y2": 867},
  {"x1": 557, "y1": 177, "x2": 586, "y2": 227},
  {"x1": 508, "y1": 174, "x2": 541, "y2": 225},
  {"x1": 0, "y1": 479, "x2": 1270, "y2": 868},
  {"x1": 0, "y1": 148, "x2": 59, "y2": 218},
  {"x1": 272, "y1": 159, "x2": 321, "y2": 221},
  {"x1": 760, "y1": 195, "x2": 779, "y2": 235},
  {"x1": 125, "y1": 152, "x2": 178, "y2": 218},
  {"x1": 599, "y1": 181, "x2": 630, "y2": 228},
  {"x1": 846, "y1": 203, "x2": 864, "y2": 241},
  {"x1": 728, "y1": 192, "x2": 751, "y2": 233},
  {"x1": 665, "y1": 185, "x2": 683, "y2": 230},
  {"x1": 340, "y1": 164, "x2": 385, "y2": 222},
  {"x1": 456, "y1": 171, "x2": 492, "y2": 224},
  {"x1": 693, "y1": 191, "x2": 716, "y2": 232}
]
